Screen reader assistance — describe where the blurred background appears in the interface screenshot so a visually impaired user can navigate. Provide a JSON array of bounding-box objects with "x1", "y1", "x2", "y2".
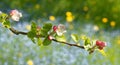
[{"x1": 0, "y1": 0, "x2": 120, "y2": 65}]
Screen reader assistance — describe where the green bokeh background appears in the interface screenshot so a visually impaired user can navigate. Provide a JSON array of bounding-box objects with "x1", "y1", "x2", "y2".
[
  {"x1": 0, "y1": 0, "x2": 120, "y2": 65},
  {"x1": 0, "y1": 0, "x2": 120, "y2": 30}
]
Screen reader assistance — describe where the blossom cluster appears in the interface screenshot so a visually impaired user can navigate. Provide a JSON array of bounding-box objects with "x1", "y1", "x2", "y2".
[
  {"x1": 10, "y1": 9, "x2": 22, "y2": 21},
  {"x1": 0, "y1": 9, "x2": 22, "y2": 21},
  {"x1": 48, "y1": 24, "x2": 67, "y2": 40},
  {"x1": 53, "y1": 24, "x2": 66, "y2": 36}
]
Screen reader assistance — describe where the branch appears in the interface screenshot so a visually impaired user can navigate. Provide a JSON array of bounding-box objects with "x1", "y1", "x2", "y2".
[
  {"x1": 9, "y1": 27, "x2": 85, "y2": 49},
  {"x1": 52, "y1": 39, "x2": 85, "y2": 49},
  {"x1": 9, "y1": 27, "x2": 28, "y2": 35}
]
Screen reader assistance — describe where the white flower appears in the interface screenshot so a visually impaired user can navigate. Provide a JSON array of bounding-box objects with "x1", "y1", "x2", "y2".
[
  {"x1": 10, "y1": 9, "x2": 22, "y2": 21},
  {"x1": 56, "y1": 24, "x2": 66, "y2": 36},
  {"x1": 0, "y1": 11, "x2": 2, "y2": 15}
]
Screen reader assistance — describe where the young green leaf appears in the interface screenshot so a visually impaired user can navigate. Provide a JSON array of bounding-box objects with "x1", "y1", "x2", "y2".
[
  {"x1": 27, "y1": 31, "x2": 36, "y2": 43},
  {"x1": 80, "y1": 35, "x2": 87, "y2": 40},
  {"x1": 37, "y1": 38, "x2": 43, "y2": 46},
  {"x1": 31, "y1": 22, "x2": 37, "y2": 31},
  {"x1": 43, "y1": 23, "x2": 52, "y2": 30},
  {"x1": 40, "y1": 23, "x2": 52, "y2": 36},
  {"x1": 43, "y1": 36, "x2": 52, "y2": 46},
  {"x1": 71, "y1": 34, "x2": 79, "y2": 42},
  {"x1": 27, "y1": 22, "x2": 37, "y2": 43},
  {"x1": 0, "y1": 13, "x2": 10, "y2": 28},
  {"x1": 84, "y1": 38, "x2": 91, "y2": 45},
  {"x1": 0, "y1": 13, "x2": 8, "y2": 23},
  {"x1": 2, "y1": 20, "x2": 11, "y2": 28},
  {"x1": 55, "y1": 34, "x2": 66, "y2": 42},
  {"x1": 40, "y1": 29, "x2": 48, "y2": 36}
]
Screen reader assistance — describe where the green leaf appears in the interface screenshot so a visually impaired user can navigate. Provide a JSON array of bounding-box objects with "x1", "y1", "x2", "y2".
[
  {"x1": 40, "y1": 29, "x2": 48, "y2": 36},
  {"x1": 0, "y1": 13, "x2": 10, "y2": 28},
  {"x1": 84, "y1": 38, "x2": 91, "y2": 45},
  {"x1": 43, "y1": 36, "x2": 52, "y2": 46},
  {"x1": 27, "y1": 22, "x2": 37, "y2": 43},
  {"x1": 31, "y1": 22, "x2": 37, "y2": 31},
  {"x1": 27, "y1": 31, "x2": 36, "y2": 43},
  {"x1": 71, "y1": 34, "x2": 79, "y2": 42},
  {"x1": 31, "y1": 38, "x2": 36, "y2": 43},
  {"x1": 43, "y1": 23, "x2": 52, "y2": 30},
  {"x1": 0, "y1": 13, "x2": 8, "y2": 23},
  {"x1": 80, "y1": 35, "x2": 87, "y2": 40},
  {"x1": 27, "y1": 31, "x2": 36, "y2": 38},
  {"x1": 37, "y1": 38, "x2": 43, "y2": 46},
  {"x1": 98, "y1": 50, "x2": 107, "y2": 56},
  {"x1": 55, "y1": 35, "x2": 66, "y2": 42},
  {"x1": 40, "y1": 23, "x2": 52, "y2": 36},
  {"x1": 2, "y1": 20, "x2": 11, "y2": 28}
]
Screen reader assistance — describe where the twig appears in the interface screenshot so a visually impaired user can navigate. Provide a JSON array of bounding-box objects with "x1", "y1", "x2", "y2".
[
  {"x1": 52, "y1": 39, "x2": 84, "y2": 49},
  {"x1": 9, "y1": 27, "x2": 27, "y2": 35},
  {"x1": 9, "y1": 27, "x2": 85, "y2": 49}
]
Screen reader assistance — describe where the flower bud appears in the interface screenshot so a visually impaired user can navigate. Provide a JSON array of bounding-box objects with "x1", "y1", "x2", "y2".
[
  {"x1": 53, "y1": 25, "x2": 58, "y2": 32},
  {"x1": 48, "y1": 35, "x2": 53, "y2": 40},
  {"x1": 96, "y1": 40, "x2": 106, "y2": 50}
]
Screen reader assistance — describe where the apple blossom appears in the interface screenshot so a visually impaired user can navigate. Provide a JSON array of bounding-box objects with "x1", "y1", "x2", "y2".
[
  {"x1": 10, "y1": 9, "x2": 22, "y2": 21},
  {"x1": 53, "y1": 24, "x2": 66, "y2": 36}
]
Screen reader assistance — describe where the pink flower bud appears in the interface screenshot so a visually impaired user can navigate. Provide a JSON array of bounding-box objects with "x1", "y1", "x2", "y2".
[
  {"x1": 96, "y1": 40, "x2": 102, "y2": 46},
  {"x1": 53, "y1": 26, "x2": 58, "y2": 32},
  {"x1": 96, "y1": 40, "x2": 106, "y2": 50},
  {"x1": 48, "y1": 35, "x2": 53, "y2": 40}
]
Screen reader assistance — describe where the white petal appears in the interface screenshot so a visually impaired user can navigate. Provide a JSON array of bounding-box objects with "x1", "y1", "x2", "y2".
[
  {"x1": 19, "y1": 12, "x2": 22, "y2": 17},
  {"x1": 10, "y1": 9, "x2": 22, "y2": 21},
  {"x1": 11, "y1": 15, "x2": 20, "y2": 21},
  {"x1": 56, "y1": 31, "x2": 63, "y2": 36}
]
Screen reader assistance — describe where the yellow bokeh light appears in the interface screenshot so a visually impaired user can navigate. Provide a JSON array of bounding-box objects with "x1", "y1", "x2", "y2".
[
  {"x1": 117, "y1": 39, "x2": 120, "y2": 44},
  {"x1": 110, "y1": 21, "x2": 116, "y2": 27},
  {"x1": 66, "y1": 11, "x2": 72, "y2": 17},
  {"x1": 49, "y1": 16, "x2": 55, "y2": 21},
  {"x1": 66, "y1": 11, "x2": 74, "y2": 23},
  {"x1": 27, "y1": 59, "x2": 34, "y2": 65},
  {"x1": 66, "y1": 16, "x2": 74, "y2": 22},
  {"x1": 83, "y1": 6, "x2": 88, "y2": 11},
  {"x1": 102, "y1": 18, "x2": 108, "y2": 23},
  {"x1": 35, "y1": 4, "x2": 40, "y2": 9},
  {"x1": 93, "y1": 25, "x2": 99, "y2": 31},
  {"x1": 26, "y1": 25, "x2": 31, "y2": 31}
]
